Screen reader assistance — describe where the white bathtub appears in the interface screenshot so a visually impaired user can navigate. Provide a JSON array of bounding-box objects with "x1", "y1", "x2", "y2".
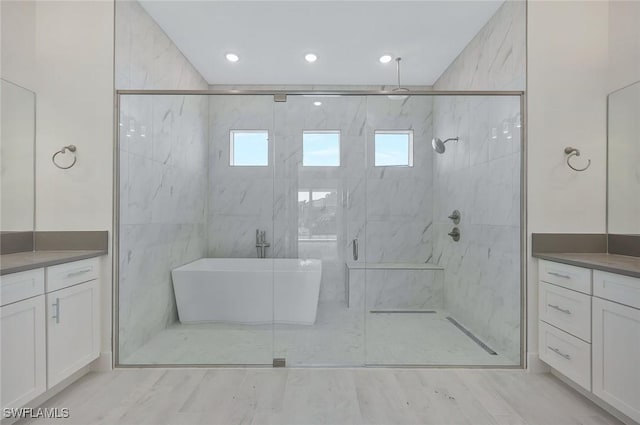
[{"x1": 171, "y1": 258, "x2": 322, "y2": 325}]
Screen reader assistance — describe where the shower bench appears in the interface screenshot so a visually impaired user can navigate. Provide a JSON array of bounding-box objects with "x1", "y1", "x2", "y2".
[{"x1": 345, "y1": 262, "x2": 444, "y2": 311}]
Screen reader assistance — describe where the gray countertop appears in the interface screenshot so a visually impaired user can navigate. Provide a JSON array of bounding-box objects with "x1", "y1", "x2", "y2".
[
  {"x1": 533, "y1": 252, "x2": 640, "y2": 279},
  {"x1": 0, "y1": 250, "x2": 107, "y2": 276}
]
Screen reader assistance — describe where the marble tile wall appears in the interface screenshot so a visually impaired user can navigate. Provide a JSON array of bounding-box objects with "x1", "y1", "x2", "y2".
[
  {"x1": 116, "y1": 0, "x2": 209, "y2": 361},
  {"x1": 433, "y1": 0, "x2": 526, "y2": 92},
  {"x1": 432, "y1": 0, "x2": 526, "y2": 363},
  {"x1": 207, "y1": 95, "x2": 434, "y2": 303}
]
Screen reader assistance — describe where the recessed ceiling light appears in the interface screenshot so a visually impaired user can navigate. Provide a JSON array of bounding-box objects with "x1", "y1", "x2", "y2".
[
  {"x1": 313, "y1": 101, "x2": 322, "y2": 106},
  {"x1": 305, "y1": 53, "x2": 318, "y2": 63},
  {"x1": 225, "y1": 53, "x2": 239, "y2": 62},
  {"x1": 379, "y1": 55, "x2": 393, "y2": 64}
]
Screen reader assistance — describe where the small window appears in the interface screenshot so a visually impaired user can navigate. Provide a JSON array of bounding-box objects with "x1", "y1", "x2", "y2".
[
  {"x1": 374, "y1": 130, "x2": 413, "y2": 167},
  {"x1": 303, "y1": 131, "x2": 340, "y2": 167},
  {"x1": 230, "y1": 130, "x2": 269, "y2": 166}
]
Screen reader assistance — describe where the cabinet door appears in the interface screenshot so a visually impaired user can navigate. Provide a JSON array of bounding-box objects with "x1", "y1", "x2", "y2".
[
  {"x1": 1, "y1": 295, "x2": 46, "y2": 409},
  {"x1": 592, "y1": 297, "x2": 640, "y2": 423},
  {"x1": 47, "y1": 280, "x2": 100, "y2": 388}
]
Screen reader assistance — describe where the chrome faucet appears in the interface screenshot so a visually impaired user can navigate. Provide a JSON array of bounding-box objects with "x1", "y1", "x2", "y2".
[{"x1": 256, "y1": 229, "x2": 270, "y2": 259}]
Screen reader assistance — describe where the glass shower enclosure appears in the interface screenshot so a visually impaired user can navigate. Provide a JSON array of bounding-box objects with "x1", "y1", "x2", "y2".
[{"x1": 115, "y1": 91, "x2": 524, "y2": 368}]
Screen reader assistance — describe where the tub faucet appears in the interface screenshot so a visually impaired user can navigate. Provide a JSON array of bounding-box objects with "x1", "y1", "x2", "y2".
[{"x1": 256, "y1": 229, "x2": 270, "y2": 259}]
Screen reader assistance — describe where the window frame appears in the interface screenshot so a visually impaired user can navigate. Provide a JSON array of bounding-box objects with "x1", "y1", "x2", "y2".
[
  {"x1": 302, "y1": 130, "x2": 342, "y2": 167},
  {"x1": 374, "y1": 129, "x2": 414, "y2": 167},
  {"x1": 229, "y1": 129, "x2": 270, "y2": 167}
]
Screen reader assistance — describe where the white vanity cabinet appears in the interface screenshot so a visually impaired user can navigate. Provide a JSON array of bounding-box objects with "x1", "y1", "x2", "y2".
[
  {"x1": 0, "y1": 257, "x2": 101, "y2": 411},
  {"x1": 46, "y1": 278, "x2": 100, "y2": 387},
  {"x1": 592, "y1": 272, "x2": 640, "y2": 423},
  {"x1": 0, "y1": 269, "x2": 47, "y2": 410},
  {"x1": 538, "y1": 260, "x2": 640, "y2": 424}
]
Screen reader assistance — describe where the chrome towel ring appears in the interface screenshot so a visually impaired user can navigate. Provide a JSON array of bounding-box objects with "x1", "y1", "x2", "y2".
[
  {"x1": 52, "y1": 145, "x2": 77, "y2": 170},
  {"x1": 564, "y1": 146, "x2": 591, "y2": 172}
]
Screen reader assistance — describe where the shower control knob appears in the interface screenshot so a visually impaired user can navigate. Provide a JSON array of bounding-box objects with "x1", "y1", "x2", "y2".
[
  {"x1": 448, "y1": 210, "x2": 461, "y2": 224},
  {"x1": 448, "y1": 227, "x2": 460, "y2": 242}
]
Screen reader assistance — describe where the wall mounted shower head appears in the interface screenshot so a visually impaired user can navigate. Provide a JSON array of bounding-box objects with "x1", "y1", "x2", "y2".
[{"x1": 431, "y1": 137, "x2": 459, "y2": 154}]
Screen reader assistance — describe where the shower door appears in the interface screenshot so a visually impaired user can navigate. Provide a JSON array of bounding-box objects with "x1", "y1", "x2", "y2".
[
  {"x1": 272, "y1": 95, "x2": 367, "y2": 366},
  {"x1": 363, "y1": 94, "x2": 523, "y2": 366},
  {"x1": 362, "y1": 95, "x2": 441, "y2": 365},
  {"x1": 117, "y1": 93, "x2": 276, "y2": 366}
]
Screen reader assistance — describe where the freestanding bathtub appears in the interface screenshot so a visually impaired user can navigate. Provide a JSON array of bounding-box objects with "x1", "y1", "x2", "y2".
[{"x1": 171, "y1": 258, "x2": 322, "y2": 325}]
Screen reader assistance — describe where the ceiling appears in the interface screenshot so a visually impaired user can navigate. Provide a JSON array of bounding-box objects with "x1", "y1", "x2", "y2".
[{"x1": 139, "y1": 1, "x2": 504, "y2": 86}]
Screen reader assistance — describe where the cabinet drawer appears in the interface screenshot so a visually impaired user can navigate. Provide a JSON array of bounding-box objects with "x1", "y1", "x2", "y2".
[
  {"x1": 539, "y1": 260, "x2": 592, "y2": 295},
  {"x1": 1, "y1": 268, "x2": 45, "y2": 306},
  {"x1": 539, "y1": 321, "x2": 591, "y2": 391},
  {"x1": 46, "y1": 258, "x2": 99, "y2": 293},
  {"x1": 593, "y1": 270, "x2": 640, "y2": 310},
  {"x1": 539, "y1": 282, "x2": 591, "y2": 342}
]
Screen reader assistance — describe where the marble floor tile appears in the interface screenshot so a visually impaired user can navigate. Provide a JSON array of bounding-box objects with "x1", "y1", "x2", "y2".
[{"x1": 121, "y1": 302, "x2": 518, "y2": 367}]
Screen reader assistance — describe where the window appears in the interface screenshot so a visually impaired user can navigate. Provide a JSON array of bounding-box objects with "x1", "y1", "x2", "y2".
[
  {"x1": 302, "y1": 131, "x2": 340, "y2": 167},
  {"x1": 230, "y1": 130, "x2": 269, "y2": 166},
  {"x1": 374, "y1": 130, "x2": 413, "y2": 167},
  {"x1": 298, "y1": 190, "x2": 337, "y2": 241}
]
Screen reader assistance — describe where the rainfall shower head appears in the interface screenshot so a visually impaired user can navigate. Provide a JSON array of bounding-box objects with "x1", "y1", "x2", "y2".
[
  {"x1": 388, "y1": 57, "x2": 409, "y2": 100},
  {"x1": 432, "y1": 137, "x2": 459, "y2": 154}
]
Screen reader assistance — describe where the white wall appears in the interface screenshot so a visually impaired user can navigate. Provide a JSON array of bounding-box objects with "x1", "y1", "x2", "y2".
[
  {"x1": 526, "y1": 0, "x2": 610, "y2": 369},
  {"x1": 0, "y1": 0, "x2": 36, "y2": 89},
  {"x1": 608, "y1": 0, "x2": 640, "y2": 92},
  {"x1": 1, "y1": 1, "x2": 115, "y2": 363},
  {"x1": 34, "y1": 2, "x2": 114, "y2": 232}
]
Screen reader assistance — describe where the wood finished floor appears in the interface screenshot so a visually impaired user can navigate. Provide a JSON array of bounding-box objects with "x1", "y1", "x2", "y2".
[{"x1": 18, "y1": 369, "x2": 622, "y2": 425}]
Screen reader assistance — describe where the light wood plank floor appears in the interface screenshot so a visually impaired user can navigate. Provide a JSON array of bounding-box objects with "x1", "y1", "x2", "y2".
[{"x1": 18, "y1": 369, "x2": 622, "y2": 425}]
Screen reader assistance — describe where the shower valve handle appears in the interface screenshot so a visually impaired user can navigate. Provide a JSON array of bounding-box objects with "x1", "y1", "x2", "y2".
[{"x1": 448, "y1": 210, "x2": 461, "y2": 224}]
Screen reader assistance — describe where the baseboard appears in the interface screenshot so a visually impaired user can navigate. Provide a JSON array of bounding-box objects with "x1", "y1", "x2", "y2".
[
  {"x1": 1, "y1": 365, "x2": 91, "y2": 425},
  {"x1": 526, "y1": 352, "x2": 549, "y2": 373},
  {"x1": 550, "y1": 370, "x2": 638, "y2": 425},
  {"x1": 91, "y1": 351, "x2": 113, "y2": 372}
]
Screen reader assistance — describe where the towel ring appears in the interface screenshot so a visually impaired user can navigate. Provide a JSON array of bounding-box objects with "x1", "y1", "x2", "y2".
[
  {"x1": 564, "y1": 146, "x2": 591, "y2": 172},
  {"x1": 52, "y1": 145, "x2": 77, "y2": 170}
]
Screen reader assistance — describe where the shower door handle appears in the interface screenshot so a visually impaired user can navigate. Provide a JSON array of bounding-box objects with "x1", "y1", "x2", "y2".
[{"x1": 352, "y1": 239, "x2": 358, "y2": 261}]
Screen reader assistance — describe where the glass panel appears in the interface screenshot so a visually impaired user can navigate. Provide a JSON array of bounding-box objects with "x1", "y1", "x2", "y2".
[
  {"x1": 364, "y1": 95, "x2": 522, "y2": 366},
  {"x1": 117, "y1": 94, "x2": 274, "y2": 365},
  {"x1": 117, "y1": 92, "x2": 522, "y2": 368},
  {"x1": 273, "y1": 95, "x2": 366, "y2": 366}
]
